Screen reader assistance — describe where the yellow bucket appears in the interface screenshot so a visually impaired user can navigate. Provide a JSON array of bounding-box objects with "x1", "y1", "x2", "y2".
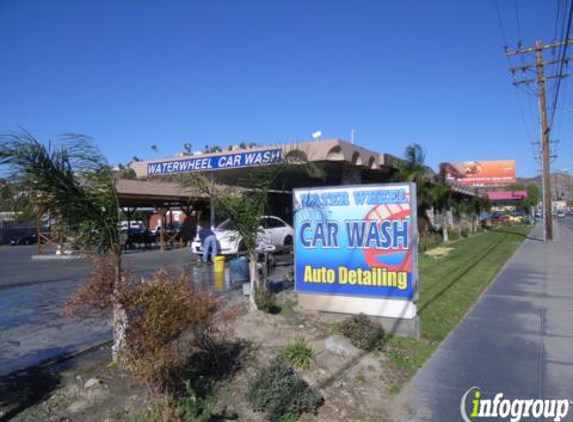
[
  {"x1": 214, "y1": 270, "x2": 225, "y2": 291},
  {"x1": 214, "y1": 255, "x2": 225, "y2": 273}
]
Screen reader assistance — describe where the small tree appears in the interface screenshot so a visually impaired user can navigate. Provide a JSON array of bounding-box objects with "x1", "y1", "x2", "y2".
[
  {"x1": 430, "y1": 183, "x2": 453, "y2": 243},
  {"x1": 392, "y1": 143, "x2": 435, "y2": 232},
  {"x1": 0, "y1": 131, "x2": 128, "y2": 362},
  {"x1": 180, "y1": 146, "x2": 321, "y2": 310},
  {"x1": 508, "y1": 183, "x2": 540, "y2": 215}
]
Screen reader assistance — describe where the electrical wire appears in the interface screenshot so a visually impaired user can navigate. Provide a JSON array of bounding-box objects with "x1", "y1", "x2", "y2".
[
  {"x1": 493, "y1": 0, "x2": 536, "y2": 146},
  {"x1": 554, "y1": 0, "x2": 563, "y2": 43},
  {"x1": 548, "y1": 0, "x2": 573, "y2": 130}
]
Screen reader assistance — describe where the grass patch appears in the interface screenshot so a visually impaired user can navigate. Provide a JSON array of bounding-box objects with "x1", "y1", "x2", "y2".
[
  {"x1": 386, "y1": 225, "x2": 531, "y2": 392},
  {"x1": 338, "y1": 313, "x2": 385, "y2": 351},
  {"x1": 280, "y1": 338, "x2": 314, "y2": 369}
]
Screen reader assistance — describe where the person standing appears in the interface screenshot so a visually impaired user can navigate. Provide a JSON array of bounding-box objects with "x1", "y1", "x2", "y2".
[
  {"x1": 181, "y1": 210, "x2": 198, "y2": 246},
  {"x1": 199, "y1": 224, "x2": 218, "y2": 263}
]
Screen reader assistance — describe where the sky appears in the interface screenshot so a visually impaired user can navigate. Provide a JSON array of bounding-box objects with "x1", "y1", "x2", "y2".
[{"x1": 0, "y1": 0, "x2": 571, "y2": 178}]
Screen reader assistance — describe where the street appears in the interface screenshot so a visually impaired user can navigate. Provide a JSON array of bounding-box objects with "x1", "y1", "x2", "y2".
[{"x1": 0, "y1": 246, "x2": 236, "y2": 375}]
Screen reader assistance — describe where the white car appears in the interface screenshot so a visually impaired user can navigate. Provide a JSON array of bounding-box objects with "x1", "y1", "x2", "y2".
[{"x1": 191, "y1": 216, "x2": 294, "y2": 256}]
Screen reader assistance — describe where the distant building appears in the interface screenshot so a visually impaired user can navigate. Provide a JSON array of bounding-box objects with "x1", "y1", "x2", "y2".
[{"x1": 486, "y1": 190, "x2": 527, "y2": 211}]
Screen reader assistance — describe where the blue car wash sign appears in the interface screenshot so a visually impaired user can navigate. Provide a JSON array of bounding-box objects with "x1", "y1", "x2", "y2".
[
  {"x1": 147, "y1": 148, "x2": 283, "y2": 175},
  {"x1": 293, "y1": 183, "x2": 418, "y2": 301}
]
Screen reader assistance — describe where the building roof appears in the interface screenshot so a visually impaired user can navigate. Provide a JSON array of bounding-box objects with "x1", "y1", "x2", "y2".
[
  {"x1": 115, "y1": 179, "x2": 209, "y2": 207},
  {"x1": 486, "y1": 190, "x2": 528, "y2": 201},
  {"x1": 129, "y1": 139, "x2": 403, "y2": 178}
]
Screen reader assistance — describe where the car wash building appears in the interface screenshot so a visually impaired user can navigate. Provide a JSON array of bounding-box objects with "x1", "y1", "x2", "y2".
[
  {"x1": 123, "y1": 140, "x2": 485, "y2": 337},
  {"x1": 128, "y1": 139, "x2": 405, "y2": 226}
]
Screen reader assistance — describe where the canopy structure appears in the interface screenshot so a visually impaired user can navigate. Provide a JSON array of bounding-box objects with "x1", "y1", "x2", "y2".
[{"x1": 36, "y1": 179, "x2": 211, "y2": 254}]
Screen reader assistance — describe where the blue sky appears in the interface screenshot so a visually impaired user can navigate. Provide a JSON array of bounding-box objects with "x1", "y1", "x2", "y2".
[{"x1": 0, "y1": 0, "x2": 571, "y2": 177}]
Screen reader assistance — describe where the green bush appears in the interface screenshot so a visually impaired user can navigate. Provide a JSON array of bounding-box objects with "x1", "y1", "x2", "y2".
[
  {"x1": 447, "y1": 229, "x2": 460, "y2": 241},
  {"x1": 419, "y1": 232, "x2": 442, "y2": 252},
  {"x1": 179, "y1": 380, "x2": 215, "y2": 422},
  {"x1": 255, "y1": 285, "x2": 280, "y2": 314},
  {"x1": 338, "y1": 314, "x2": 385, "y2": 351},
  {"x1": 134, "y1": 381, "x2": 215, "y2": 422},
  {"x1": 248, "y1": 357, "x2": 323, "y2": 421},
  {"x1": 280, "y1": 338, "x2": 314, "y2": 369}
]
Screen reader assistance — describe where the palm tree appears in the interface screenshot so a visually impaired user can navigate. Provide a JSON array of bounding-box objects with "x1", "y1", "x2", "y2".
[
  {"x1": 180, "y1": 145, "x2": 322, "y2": 310},
  {"x1": 0, "y1": 131, "x2": 127, "y2": 362},
  {"x1": 430, "y1": 183, "x2": 453, "y2": 243},
  {"x1": 393, "y1": 144, "x2": 435, "y2": 230}
]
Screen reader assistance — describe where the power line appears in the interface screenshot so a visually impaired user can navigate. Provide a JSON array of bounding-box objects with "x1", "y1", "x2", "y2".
[
  {"x1": 513, "y1": 0, "x2": 523, "y2": 45},
  {"x1": 554, "y1": 0, "x2": 563, "y2": 43},
  {"x1": 493, "y1": 0, "x2": 509, "y2": 49},
  {"x1": 549, "y1": 0, "x2": 573, "y2": 130},
  {"x1": 492, "y1": 0, "x2": 536, "y2": 145},
  {"x1": 506, "y1": 40, "x2": 573, "y2": 241}
]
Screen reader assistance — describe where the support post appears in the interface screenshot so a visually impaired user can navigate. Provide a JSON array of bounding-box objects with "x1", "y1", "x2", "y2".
[
  {"x1": 534, "y1": 41, "x2": 553, "y2": 241},
  {"x1": 37, "y1": 207, "x2": 43, "y2": 255},
  {"x1": 159, "y1": 207, "x2": 167, "y2": 251},
  {"x1": 504, "y1": 39, "x2": 573, "y2": 241}
]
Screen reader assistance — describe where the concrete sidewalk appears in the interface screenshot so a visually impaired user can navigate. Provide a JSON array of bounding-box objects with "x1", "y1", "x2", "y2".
[{"x1": 405, "y1": 219, "x2": 573, "y2": 421}]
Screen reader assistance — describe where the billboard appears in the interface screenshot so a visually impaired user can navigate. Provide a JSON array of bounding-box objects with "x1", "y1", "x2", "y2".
[
  {"x1": 443, "y1": 160, "x2": 516, "y2": 186},
  {"x1": 293, "y1": 183, "x2": 418, "y2": 302},
  {"x1": 147, "y1": 148, "x2": 282, "y2": 176}
]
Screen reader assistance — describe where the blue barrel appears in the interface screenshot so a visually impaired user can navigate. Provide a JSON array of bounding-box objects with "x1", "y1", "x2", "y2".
[{"x1": 229, "y1": 257, "x2": 250, "y2": 283}]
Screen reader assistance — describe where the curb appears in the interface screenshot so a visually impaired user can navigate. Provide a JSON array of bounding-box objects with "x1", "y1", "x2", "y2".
[{"x1": 0, "y1": 341, "x2": 112, "y2": 379}]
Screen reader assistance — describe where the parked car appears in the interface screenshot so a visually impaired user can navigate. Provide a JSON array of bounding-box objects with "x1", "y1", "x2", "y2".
[
  {"x1": 191, "y1": 216, "x2": 294, "y2": 256},
  {"x1": 119, "y1": 220, "x2": 145, "y2": 231},
  {"x1": 120, "y1": 228, "x2": 157, "y2": 249},
  {"x1": 491, "y1": 213, "x2": 510, "y2": 224},
  {"x1": 10, "y1": 234, "x2": 38, "y2": 245},
  {"x1": 556, "y1": 211, "x2": 566, "y2": 218},
  {"x1": 508, "y1": 214, "x2": 524, "y2": 223}
]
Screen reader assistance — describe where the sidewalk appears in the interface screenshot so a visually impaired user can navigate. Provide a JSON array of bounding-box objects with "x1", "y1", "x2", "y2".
[{"x1": 406, "y1": 219, "x2": 573, "y2": 421}]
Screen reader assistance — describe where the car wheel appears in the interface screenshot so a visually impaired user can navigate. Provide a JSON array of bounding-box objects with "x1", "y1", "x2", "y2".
[
  {"x1": 283, "y1": 235, "x2": 293, "y2": 246},
  {"x1": 24, "y1": 239, "x2": 30, "y2": 245}
]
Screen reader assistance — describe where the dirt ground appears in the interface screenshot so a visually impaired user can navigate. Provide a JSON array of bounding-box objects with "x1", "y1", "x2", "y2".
[{"x1": 1, "y1": 291, "x2": 415, "y2": 422}]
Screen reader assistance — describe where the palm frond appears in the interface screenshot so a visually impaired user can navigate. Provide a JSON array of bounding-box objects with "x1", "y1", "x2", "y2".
[{"x1": 0, "y1": 131, "x2": 120, "y2": 254}]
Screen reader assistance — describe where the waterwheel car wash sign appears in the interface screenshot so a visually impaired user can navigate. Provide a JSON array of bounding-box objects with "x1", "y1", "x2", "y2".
[
  {"x1": 147, "y1": 148, "x2": 283, "y2": 175},
  {"x1": 293, "y1": 183, "x2": 418, "y2": 302}
]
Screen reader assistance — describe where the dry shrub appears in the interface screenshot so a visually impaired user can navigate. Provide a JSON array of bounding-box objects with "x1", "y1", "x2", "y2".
[
  {"x1": 65, "y1": 258, "x2": 220, "y2": 394},
  {"x1": 120, "y1": 270, "x2": 219, "y2": 393},
  {"x1": 64, "y1": 257, "x2": 116, "y2": 317},
  {"x1": 135, "y1": 393, "x2": 182, "y2": 422}
]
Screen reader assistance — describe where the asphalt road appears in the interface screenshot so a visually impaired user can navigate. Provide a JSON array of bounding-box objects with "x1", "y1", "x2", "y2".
[
  {"x1": 408, "y1": 217, "x2": 573, "y2": 422},
  {"x1": 0, "y1": 246, "x2": 236, "y2": 376},
  {"x1": 0, "y1": 245, "x2": 198, "y2": 289}
]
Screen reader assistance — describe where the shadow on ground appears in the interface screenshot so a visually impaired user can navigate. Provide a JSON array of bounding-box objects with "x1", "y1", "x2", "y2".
[{"x1": 0, "y1": 366, "x2": 61, "y2": 422}]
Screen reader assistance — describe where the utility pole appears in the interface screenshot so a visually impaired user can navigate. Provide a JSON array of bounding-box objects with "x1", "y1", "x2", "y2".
[{"x1": 506, "y1": 39, "x2": 573, "y2": 241}]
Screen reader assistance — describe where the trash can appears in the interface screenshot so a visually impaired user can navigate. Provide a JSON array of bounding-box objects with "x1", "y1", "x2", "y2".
[
  {"x1": 229, "y1": 256, "x2": 249, "y2": 283},
  {"x1": 214, "y1": 255, "x2": 225, "y2": 273}
]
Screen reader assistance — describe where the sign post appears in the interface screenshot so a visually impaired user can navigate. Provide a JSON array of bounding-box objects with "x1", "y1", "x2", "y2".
[{"x1": 293, "y1": 183, "x2": 419, "y2": 337}]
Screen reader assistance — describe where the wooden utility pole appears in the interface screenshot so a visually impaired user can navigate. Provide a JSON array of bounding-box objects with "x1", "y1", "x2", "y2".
[
  {"x1": 535, "y1": 40, "x2": 553, "y2": 241},
  {"x1": 506, "y1": 39, "x2": 573, "y2": 241}
]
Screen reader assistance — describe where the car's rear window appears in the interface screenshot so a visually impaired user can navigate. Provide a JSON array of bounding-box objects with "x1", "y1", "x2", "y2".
[{"x1": 217, "y1": 219, "x2": 237, "y2": 230}]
